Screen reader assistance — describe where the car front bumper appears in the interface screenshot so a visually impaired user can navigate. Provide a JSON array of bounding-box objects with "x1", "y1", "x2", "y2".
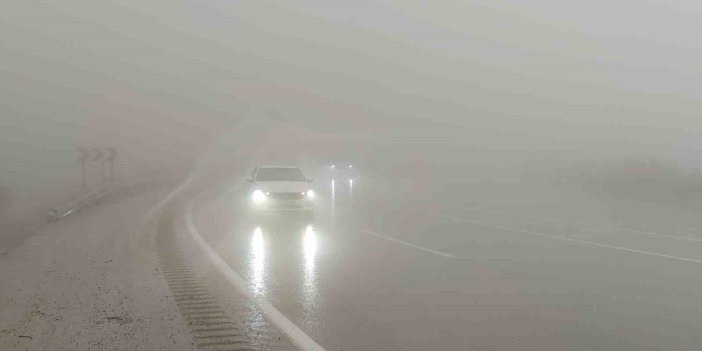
[{"x1": 252, "y1": 199, "x2": 313, "y2": 211}]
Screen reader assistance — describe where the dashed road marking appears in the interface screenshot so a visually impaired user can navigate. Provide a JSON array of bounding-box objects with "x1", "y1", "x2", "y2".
[{"x1": 361, "y1": 229, "x2": 455, "y2": 258}]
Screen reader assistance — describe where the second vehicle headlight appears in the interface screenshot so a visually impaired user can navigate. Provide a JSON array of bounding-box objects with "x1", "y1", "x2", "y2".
[
  {"x1": 305, "y1": 189, "x2": 315, "y2": 199},
  {"x1": 252, "y1": 190, "x2": 267, "y2": 203}
]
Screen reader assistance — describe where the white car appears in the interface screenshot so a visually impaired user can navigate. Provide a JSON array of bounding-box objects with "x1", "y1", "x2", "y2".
[{"x1": 247, "y1": 166, "x2": 315, "y2": 211}]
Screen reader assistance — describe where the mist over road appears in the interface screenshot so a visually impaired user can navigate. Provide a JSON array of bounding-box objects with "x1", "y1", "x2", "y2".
[
  {"x1": 184, "y1": 163, "x2": 702, "y2": 351},
  {"x1": 3, "y1": 1, "x2": 702, "y2": 350}
]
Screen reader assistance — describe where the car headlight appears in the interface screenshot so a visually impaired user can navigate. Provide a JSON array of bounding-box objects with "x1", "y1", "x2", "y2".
[
  {"x1": 252, "y1": 190, "x2": 267, "y2": 203},
  {"x1": 305, "y1": 189, "x2": 315, "y2": 199}
]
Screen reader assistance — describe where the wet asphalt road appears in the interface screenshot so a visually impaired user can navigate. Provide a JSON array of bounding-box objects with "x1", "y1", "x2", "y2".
[{"x1": 190, "y1": 175, "x2": 702, "y2": 351}]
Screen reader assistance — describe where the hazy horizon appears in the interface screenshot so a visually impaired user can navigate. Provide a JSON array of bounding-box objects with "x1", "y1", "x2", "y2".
[{"x1": 2, "y1": 0, "x2": 702, "y2": 219}]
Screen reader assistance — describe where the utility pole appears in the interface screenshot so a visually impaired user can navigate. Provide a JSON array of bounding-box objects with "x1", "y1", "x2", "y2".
[
  {"x1": 91, "y1": 147, "x2": 104, "y2": 183},
  {"x1": 104, "y1": 147, "x2": 118, "y2": 182},
  {"x1": 76, "y1": 147, "x2": 90, "y2": 190}
]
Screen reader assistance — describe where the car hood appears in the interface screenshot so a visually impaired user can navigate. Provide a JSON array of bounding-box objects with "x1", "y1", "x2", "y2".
[{"x1": 255, "y1": 181, "x2": 311, "y2": 193}]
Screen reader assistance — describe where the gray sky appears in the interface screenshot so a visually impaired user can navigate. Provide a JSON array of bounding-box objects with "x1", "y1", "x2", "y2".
[{"x1": 2, "y1": 0, "x2": 702, "y2": 216}]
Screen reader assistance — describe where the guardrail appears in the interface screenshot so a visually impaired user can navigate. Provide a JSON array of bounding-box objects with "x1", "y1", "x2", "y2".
[{"x1": 46, "y1": 184, "x2": 117, "y2": 223}]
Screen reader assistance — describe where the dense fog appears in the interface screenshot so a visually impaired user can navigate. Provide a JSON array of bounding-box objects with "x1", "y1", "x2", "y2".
[
  {"x1": 5, "y1": 3, "x2": 702, "y2": 351},
  {"x1": 2, "y1": 0, "x2": 702, "y2": 221}
]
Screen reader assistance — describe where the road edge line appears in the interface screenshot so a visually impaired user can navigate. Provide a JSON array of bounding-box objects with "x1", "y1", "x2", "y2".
[
  {"x1": 429, "y1": 212, "x2": 702, "y2": 264},
  {"x1": 460, "y1": 205, "x2": 702, "y2": 243},
  {"x1": 185, "y1": 199, "x2": 326, "y2": 351}
]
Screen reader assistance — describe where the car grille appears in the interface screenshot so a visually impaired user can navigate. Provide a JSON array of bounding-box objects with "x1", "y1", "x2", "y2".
[{"x1": 268, "y1": 192, "x2": 305, "y2": 200}]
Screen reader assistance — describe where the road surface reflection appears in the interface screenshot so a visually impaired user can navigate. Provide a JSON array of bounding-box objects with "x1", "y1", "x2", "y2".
[
  {"x1": 302, "y1": 225, "x2": 319, "y2": 326},
  {"x1": 250, "y1": 226, "x2": 266, "y2": 296},
  {"x1": 303, "y1": 225, "x2": 317, "y2": 276}
]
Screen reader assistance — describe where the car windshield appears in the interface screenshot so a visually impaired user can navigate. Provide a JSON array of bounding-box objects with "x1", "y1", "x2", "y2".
[{"x1": 256, "y1": 168, "x2": 306, "y2": 182}]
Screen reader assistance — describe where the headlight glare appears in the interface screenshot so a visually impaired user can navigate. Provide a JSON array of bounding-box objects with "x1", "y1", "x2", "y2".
[
  {"x1": 306, "y1": 189, "x2": 315, "y2": 199},
  {"x1": 252, "y1": 190, "x2": 267, "y2": 203}
]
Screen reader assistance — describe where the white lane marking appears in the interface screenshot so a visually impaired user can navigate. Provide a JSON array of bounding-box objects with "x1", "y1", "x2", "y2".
[
  {"x1": 186, "y1": 200, "x2": 326, "y2": 351},
  {"x1": 429, "y1": 212, "x2": 702, "y2": 264},
  {"x1": 361, "y1": 229, "x2": 456, "y2": 259},
  {"x1": 462, "y1": 206, "x2": 702, "y2": 243}
]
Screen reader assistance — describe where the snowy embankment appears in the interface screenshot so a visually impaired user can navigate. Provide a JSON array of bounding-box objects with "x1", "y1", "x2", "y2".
[{"x1": 0, "y1": 184, "x2": 197, "y2": 351}]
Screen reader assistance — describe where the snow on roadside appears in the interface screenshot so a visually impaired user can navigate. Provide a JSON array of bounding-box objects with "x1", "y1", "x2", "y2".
[{"x1": 0, "y1": 185, "x2": 198, "y2": 351}]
